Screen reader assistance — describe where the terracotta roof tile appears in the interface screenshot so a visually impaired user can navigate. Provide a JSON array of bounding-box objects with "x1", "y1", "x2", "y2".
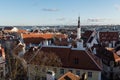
[
  {"x1": 82, "y1": 30, "x2": 94, "y2": 43},
  {"x1": 83, "y1": 30, "x2": 93, "y2": 39},
  {"x1": 24, "y1": 46, "x2": 102, "y2": 71},
  {"x1": 23, "y1": 33, "x2": 67, "y2": 44},
  {"x1": 58, "y1": 72, "x2": 80, "y2": 80},
  {"x1": 106, "y1": 47, "x2": 120, "y2": 62},
  {"x1": 18, "y1": 29, "x2": 28, "y2": 33},
  {"x1": 23, "y1": 33, "x2": 53, "y2": 39},
  {"x1": 54, "y1": 34, "x2": 68, "y2": 39},
  {"x1": 97, "y1": 47, "x2": 120, "y2": 62},
  {"x1": 41, "y1": 46, "x2": 71, "y2": 67},
  {"x1": 54, "y1": 38, "x2": 68, "y2": 46},
  {"x1": 113, "y1": 53, "x2": 120, "y2": 62},
  {"x1": 69, "y1": 49, "x2": 102, "y2": 71},
  {"x1": 99, "y1": 32, "x2": 119, "y2": 42}
]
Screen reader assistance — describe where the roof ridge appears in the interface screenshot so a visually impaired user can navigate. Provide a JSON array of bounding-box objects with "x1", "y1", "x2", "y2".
[{"x1": 85, "y1": 50, "x2": 102, "y2": 71}]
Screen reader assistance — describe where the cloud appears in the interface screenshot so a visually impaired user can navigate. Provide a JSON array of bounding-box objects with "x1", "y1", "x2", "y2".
[
  {"x1": 114, "y1": 4, "x2": 120, "y2": 11},
  {"x1": 42, "y1": 8, "x2": 59, "y2": 12},
  {"x1": 87, "y1": 18, "x2": 108, "y2": 22}
]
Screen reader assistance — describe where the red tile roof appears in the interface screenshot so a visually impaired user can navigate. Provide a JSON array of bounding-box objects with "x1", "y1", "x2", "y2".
[
  {"x1": 113, "y1": 53, "x2": 120, "y2": 62},
  {"x1": 82, "y1": 30, "x2": 94, "y2": 44},
  {"x1": 106, "y1": 47, "x2": 120, "y2": 62},
  {"x1": 83, "y1": 30, "x2": 93, "y2": 39},
  {"x1": 23, "y1": 33, "x2": 53, "y2": 39},
  {"x1": 99, "y1": 31, "x2": 119, "y2": 42},
  {"x1": 54, "y1": 34, "x2": 68, "y2": 39},
  {"x1": 41, "y1": 46, "x2": 71, "y2": 67},
  {"x1": 23, "y1": 33, "x2": 67, "y2": 44},
  {"x1": 18, "y1": 29, "x2": 28, "y2": 33},
  {"x1": 96, "y1": 46, "x2": 120, "y2": 63},
  {"x1": 24, "y1": 46, "x2": 102, "y2": 71},
  {"x1": 54, "y1": 38, "x2": 68, "y2": 46},
  {"x1": 23, "y1": 33, "x2": 53, "y2": 44},
  {"x1": 68, "y1": 49, "x2": 102, "y2": 71},
  {"x1": 58, "y1": 72, "x2": 80, "y2": 80}
]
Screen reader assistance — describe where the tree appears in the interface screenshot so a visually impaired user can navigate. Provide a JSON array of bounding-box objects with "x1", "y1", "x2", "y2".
[
  {"x1": 30, "y1": 51, "x2": 62, "y2": 67},
  {"x1": 5, "y1": 41, "x2": 27, "y2": 80},
  {"x1": 24, "y1": 48, "x2": 62, "y2": 80}
]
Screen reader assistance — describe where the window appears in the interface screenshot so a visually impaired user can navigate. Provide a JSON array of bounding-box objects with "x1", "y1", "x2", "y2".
[
  {"x1": 76, "y1": 70, "x2": 80, "y2": 76},
  {"x1": 88, "y1": 72, "x2": 92, "y2": 77},
  {"x1": 74, "y1": 58, "x2": 79, "y2": 64},
  {"x1": 60, "y1": 69, "x2": 64, "y2": 74}
]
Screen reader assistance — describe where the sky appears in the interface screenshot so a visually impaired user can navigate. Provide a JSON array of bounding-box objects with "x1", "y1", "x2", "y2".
[{"x1": 0, "y1": 0, "x2": 120, "y2": 26}]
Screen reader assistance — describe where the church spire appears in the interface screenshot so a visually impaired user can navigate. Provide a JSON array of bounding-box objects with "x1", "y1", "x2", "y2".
[
  {"x1": 77, "y1": 16, "x2": 81, "y2": 39},
  {"x1": 78, "y1": 16, "x2": 80, "y2": 28}
]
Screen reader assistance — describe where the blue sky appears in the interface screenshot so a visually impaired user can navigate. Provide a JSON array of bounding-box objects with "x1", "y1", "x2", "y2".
[{"x1": 0, "y1": 0, "x2": 120, "y2": 26}]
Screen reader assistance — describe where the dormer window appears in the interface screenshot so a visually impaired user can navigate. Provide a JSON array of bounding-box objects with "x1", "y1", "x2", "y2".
[{"x1": 73, "y1": 58, "x2": 79, "y2": 64}]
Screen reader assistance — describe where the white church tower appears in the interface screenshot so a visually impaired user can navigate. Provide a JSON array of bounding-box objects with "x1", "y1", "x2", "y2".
[{"x1": 76, "y1": 17, "x2": 84, "y2": 50}]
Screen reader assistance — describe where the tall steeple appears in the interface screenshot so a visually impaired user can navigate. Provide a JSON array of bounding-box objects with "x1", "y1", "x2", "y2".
[
  {"x1": 76, "y1": 17, "x2": 84, "y2": 50},
  {"x1": 78, "y1": 16, "x2": 80, "y2": 28},
  {"x1": 77, "y1": 16, "x2": 81, "y2": 39}
]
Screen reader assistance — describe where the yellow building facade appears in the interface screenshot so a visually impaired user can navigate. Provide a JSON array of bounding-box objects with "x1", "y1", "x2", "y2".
[{"x1": 28, "y1": 65, "x2": 101, "y2": 80}]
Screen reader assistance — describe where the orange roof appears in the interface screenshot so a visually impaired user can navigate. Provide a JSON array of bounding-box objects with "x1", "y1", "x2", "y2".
[
  {"x1": 54, "y1": 34, "x2": 68, "y2": 39},
  {"x1": 18, "y1": 29, "x2": 28, "y2": 33},
  {"x1": 23, "y1": 33, "x2": 68, "y2": 44},
  {"x1": 113, "y1": 53, "x2": 120, "y2": 62},
  {"x1": 98, "y1": 47, "x2": 120, "y2": 62},
  {"x1": 58, "y1": 72, "x2": 80, "y2": 80},
  {"x1": 23, "y1": 33, "x2": 53, "y2": 39},
  {"x1": 105, "y1": 47, "x2": 120, "y2": 62},
  {"x1": 23, "y1": 33, "x2": 53, "y2": 44}
]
